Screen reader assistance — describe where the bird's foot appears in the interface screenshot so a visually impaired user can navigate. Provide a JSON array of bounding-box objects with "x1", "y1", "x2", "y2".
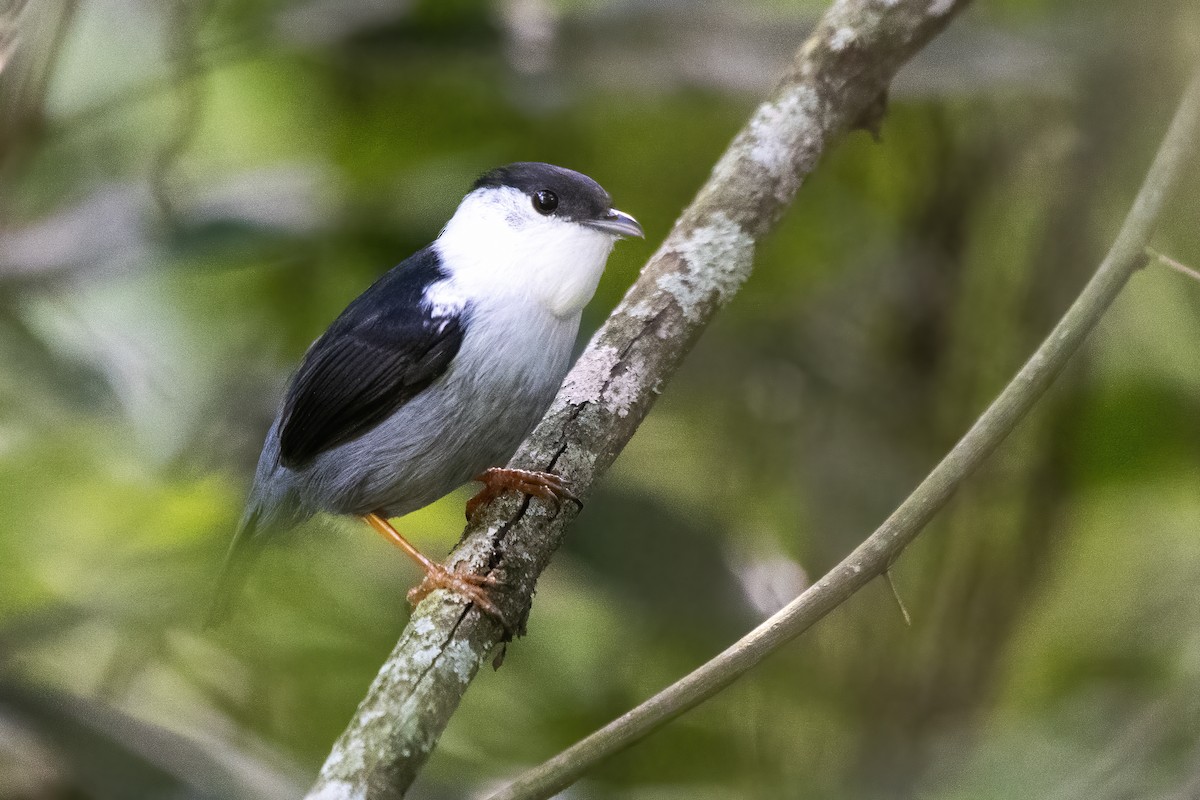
[
  {"x1": 466, "y1": 467, "x2": 581, "y2": 520},
  {"x1": 407, "y1": 562, "x2": 505, "y2": 622}
]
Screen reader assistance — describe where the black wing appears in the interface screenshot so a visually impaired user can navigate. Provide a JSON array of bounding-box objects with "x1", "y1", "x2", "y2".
[{"x1": 277, "y1": 247, "x2": 466, "y2": 469}]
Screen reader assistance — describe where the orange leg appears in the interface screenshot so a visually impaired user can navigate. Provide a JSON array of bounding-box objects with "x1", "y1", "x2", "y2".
[
  {"x1": 362, "y1": 512, "x2": 504, "y2": 621},
  {"x1": 465, "y1": 468, "x2": 581, "y2": 520}
]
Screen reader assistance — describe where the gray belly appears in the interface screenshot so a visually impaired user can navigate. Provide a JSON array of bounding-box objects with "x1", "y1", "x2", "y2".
[{"x1": 271, "y1": 305, "x2": 578, "y2": 519}]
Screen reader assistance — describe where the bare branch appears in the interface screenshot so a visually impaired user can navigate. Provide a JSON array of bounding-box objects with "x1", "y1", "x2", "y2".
[
  {"x1": 305, "y1": 1, "x2": 974, "y2": 798},
  {"x1": 1148, "y1": 247, "x2": 1200, "y2": 284},
  {"x1": 484, "y1": 64, "x2": 1200, "y2": 800}
]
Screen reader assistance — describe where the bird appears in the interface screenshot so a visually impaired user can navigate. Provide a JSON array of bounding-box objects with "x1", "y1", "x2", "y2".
[{"x1": 207, "y1": 162, "x2": 643, "y2": 626}]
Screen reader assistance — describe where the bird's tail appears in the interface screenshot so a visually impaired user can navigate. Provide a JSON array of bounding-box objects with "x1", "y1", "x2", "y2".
[{"x1": 203, "y1": 508, "x2": 264, "y2": 629}]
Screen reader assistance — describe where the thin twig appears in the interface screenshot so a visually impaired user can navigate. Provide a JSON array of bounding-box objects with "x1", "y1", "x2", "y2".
[
  {"x1": 885, "y1": 569, "x2": 912, "y2": 626},
  {"x1": 483, "y1": 64, "x2": 1200, "y2": 800},
  {"x1": 1147, "y1": 247, "x2": 1200, "y2": 284},
  {"x1": 303, "y1": 1, "x2": 974, "y2": 798}
]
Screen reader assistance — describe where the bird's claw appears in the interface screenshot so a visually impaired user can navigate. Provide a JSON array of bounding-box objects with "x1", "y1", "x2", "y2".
[
  {"x1": 408, "y1": 562, "x2": 506, "y2": 624},
  {"x1": 465, "y1": 468, "x2": 582, "y2": 520}
]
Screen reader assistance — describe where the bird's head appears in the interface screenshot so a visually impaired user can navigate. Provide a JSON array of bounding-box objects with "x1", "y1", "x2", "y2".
[{"x1": 435, "y1": 162, "x2": 643, "y2": 318}]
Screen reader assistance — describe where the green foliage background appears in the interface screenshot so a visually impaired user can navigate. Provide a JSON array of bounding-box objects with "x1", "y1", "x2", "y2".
[{"x1": 1, "y1": 0, "x2": 1199, "y2": 797}]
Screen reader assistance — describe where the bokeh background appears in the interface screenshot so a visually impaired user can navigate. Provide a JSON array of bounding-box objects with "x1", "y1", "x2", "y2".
[{"x1": 2, "y1": 0, "x2": 1200, "y2": 797}]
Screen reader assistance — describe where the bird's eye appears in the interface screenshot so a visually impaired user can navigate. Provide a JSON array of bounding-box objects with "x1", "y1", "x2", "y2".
[{"x1": 532, "y1": 190, "x2": 559, "y2": 215}]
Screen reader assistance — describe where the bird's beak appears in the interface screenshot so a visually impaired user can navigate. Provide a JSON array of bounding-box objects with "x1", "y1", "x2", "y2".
[{"x1": 583, "y1": 208, "x2": 645, "y2": 239}]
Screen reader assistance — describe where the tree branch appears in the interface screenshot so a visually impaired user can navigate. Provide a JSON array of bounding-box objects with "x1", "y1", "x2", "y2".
[
  {"x1": 305, "y1": 1, "x2": 973, "y2": 797},
  {"x1": 484, "y1": 63, "x2": 1200, "y2": 800}
]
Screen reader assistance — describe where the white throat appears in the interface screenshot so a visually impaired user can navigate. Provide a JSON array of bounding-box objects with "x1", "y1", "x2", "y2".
[{"x1": 432, "y1": 187, "x2": 616, "y2": 319}]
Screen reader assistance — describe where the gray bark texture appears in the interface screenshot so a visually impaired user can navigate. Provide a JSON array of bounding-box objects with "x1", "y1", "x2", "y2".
[{"x1": 305, "y1": 1, "x2": 972, "y2": 798}]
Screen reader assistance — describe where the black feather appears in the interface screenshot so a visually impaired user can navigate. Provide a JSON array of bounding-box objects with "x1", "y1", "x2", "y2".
[{"x1": 277, "y1": 246, "x2": 466, "y2": 468}]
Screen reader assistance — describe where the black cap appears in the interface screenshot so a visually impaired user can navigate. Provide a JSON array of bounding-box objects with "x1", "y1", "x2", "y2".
[{"x1": 473, "y1": 162, "x2": 612, "y2": 222}]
